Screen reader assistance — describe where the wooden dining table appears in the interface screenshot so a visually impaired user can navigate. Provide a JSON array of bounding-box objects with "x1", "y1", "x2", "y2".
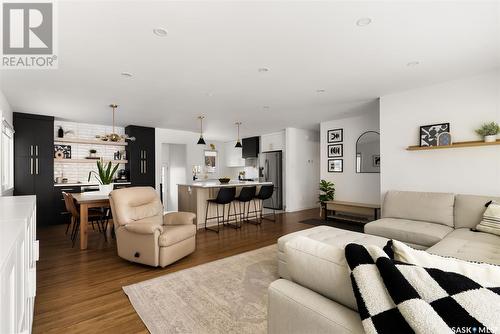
[{"x1": 72, "y1": 193, "x2": 110, "y2": 250}]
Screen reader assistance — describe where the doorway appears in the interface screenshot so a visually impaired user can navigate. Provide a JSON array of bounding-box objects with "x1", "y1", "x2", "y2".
[{"x1": 161, "y1": 143, "x2": 187, "y2": 212}]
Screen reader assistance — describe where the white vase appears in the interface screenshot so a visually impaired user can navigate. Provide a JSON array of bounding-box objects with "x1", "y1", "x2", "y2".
[
  {"x1": 484, "y1": 135, "x2": 497, "y2": 143},
  {"x1": 99, "y1": 184, "x2": 114, "y2": 194}
]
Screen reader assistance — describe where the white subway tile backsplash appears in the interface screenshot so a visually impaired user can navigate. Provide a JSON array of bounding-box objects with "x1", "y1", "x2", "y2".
[{"x1": 54, "y1": 121, "x2": 126, "y2": 183}]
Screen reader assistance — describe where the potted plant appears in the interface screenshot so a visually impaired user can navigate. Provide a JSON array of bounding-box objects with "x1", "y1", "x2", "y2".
[
  {"x1": 475, "y1": 122, "x2": 500, "y2": 143},
  {"x1": 89, "y1": 149, "x2": 97, "y2": 158},
  {"x1": 319, "y1": 179, "x2": 335, "y2": 218},
  {"x1": 88, "y1": 161, "x2": 119, "y2": 194}
]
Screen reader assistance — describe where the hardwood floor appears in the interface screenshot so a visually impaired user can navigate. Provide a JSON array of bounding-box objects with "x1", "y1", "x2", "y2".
[{"x1": 34, "y1": 209, "x2": 319, "y2": 333}]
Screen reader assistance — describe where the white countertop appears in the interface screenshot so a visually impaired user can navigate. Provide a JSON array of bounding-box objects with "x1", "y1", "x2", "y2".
[
  {"x1": 54, "y1": 182, "x2": 131, "y2": 187},
  {"x1": 179, "y1": 180, "x2": 273, "y2": 188},
  {"x1": 0, "y1": 196, "x2": 36, "y2": 269}
]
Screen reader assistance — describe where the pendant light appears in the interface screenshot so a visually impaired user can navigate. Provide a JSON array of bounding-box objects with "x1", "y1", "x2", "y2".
[
  {"x1": 197, "y1": 116, "x2": 206, "y2": 145},
  {"x1": 235, "y1": 122, "x2": 242, "y2": 148},
  {"x1": 96, "y1": 104, "x2": 135, "y2": 142}
]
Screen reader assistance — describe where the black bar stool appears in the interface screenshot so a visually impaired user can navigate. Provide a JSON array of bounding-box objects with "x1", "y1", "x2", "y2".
[
  {"x1": 235, "y1": 186, "x2": 257, "y2": 224},
  {"x1": 204, "y1": 187, "x2": 238, "y2": 232},
  {"x1": 250, "y1": 185, "x2": 276, "y2": 223}
]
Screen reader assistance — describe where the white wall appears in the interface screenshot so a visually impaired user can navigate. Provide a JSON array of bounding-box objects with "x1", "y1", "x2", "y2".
[
  {"x1": 320, "y1": 107, "x2": 381, "y2": 204},
  {"x1": 285, "y1": 128, "x2": 320, "y2": 212},
  {"x1": 155, "y1": 128, "x2": 236, "y2": 192},
  {"x1": 0, "y1": 90, "x2": 13, "y2": 196},
  {"x1": 380, "y1": 70, "x2": 500, "y2": 197}
]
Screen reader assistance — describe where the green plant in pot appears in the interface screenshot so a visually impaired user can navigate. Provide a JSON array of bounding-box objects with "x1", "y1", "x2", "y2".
[
  {"x1": 475, "y1": 122, "x2": 500, "y2": 143},
  {"x1": 319, "y1": 179, "x2": 335, "y2": 218},
  {"x1": 88, "y1": 161, "x2": 119, "y2": 194}
]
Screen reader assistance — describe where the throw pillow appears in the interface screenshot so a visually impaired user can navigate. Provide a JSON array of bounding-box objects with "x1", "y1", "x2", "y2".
[{"x1": 476, "y1": 201, "x2": 500, "y2": 236}]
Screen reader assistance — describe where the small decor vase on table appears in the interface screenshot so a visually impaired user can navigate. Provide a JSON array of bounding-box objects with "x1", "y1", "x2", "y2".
[
  {"x1": 475, "y1": 122, "x2": 499, "y2": 143},
  {"x1": 88, "y1": 161, "x2": 120, "y2": 195}
]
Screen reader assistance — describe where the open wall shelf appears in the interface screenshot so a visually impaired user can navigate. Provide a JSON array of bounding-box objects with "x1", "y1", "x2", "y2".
[
  {"x1": 54, "y1": 137, "x2": 128, "y2": 146},
  {"x1": 407, "y1": 139, "x2": 500, "y2": 151},
  {"x1": 54, "y1": 159, "x2": 128, "y2": 164}
]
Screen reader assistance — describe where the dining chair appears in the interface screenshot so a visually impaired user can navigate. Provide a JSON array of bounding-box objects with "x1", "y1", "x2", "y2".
[{"x1": 62, "y1": 192, "x2": 108, "y2": 247}]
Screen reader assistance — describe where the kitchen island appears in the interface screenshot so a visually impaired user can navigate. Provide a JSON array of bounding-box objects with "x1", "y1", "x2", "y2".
[{"x1": 178, "y1": 180, "x2": 273, "y2": 228}]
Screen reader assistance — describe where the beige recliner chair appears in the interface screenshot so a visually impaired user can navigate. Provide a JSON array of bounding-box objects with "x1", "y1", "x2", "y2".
[{"x1": 109, "y1": 186, "x2": 196, "y2": 267}]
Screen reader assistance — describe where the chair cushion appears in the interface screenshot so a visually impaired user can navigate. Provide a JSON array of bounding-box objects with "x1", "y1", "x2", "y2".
[
  {"x1": 427, "y1": 228, "x2": 500, "y2": 265},
  {"x1": 159, "y1": 224, "x2": 196, "y2": 247},
  {"x1": 109, "y1": 187, "x2": 163, "y2": 226},
  {"x1": 454, "y1": 194, "x2": 500, "y2": 229},
  {"x1": 364, "y1": 218, "x2": 453, "y2": 248},
  {"x1": 382, "y1": 190, "x2": 455, "y2": 227}
]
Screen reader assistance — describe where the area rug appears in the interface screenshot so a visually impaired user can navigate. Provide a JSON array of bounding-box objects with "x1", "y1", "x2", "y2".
[{"x1": 123, "y1": 245, "x2": 278, "y2": 334}]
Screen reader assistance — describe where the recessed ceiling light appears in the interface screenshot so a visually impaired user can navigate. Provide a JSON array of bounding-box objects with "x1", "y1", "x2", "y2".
[
  {"x1": 153, "y1": 28, "x2": 168, "y2": 37},
  {"x1": 258, "y1": 67, "x2": 269, "y2": 73},
  {"x1": 356, "y1": 17, "x2": 372, "y2": 26},
  {"x1": 316, "y1": 89, "x2": 326, "y2": 93},
  {"x1": 407, "y1": 61, "x2": 420, "y2": 67},
  {"x1": 263, "y1": 106, "x2": 270, "y2": 110},
  {"x1": 121, "y1": 72, "x2": 133, "y2": 77}
]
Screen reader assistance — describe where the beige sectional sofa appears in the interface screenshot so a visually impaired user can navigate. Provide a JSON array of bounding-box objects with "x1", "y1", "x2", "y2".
[{"x1": 268, "y1": 191, "x2": 500, "y2": 334}]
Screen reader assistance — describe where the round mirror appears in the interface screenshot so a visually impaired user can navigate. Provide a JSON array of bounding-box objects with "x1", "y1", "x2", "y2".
[{"x1": 356, "y1": 131, "x2": 380, "y2": 173}]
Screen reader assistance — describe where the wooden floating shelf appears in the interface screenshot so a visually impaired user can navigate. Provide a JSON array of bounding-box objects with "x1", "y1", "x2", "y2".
[
  {"x1": 54, "y1": 137, "x2": 128, "y2": 146},
  {"x1": 54, "y1": 159, "x2": 128, "y2": 164},
  {"x1": 407, "y1": 139, "x2": 500, "y2": 151}
]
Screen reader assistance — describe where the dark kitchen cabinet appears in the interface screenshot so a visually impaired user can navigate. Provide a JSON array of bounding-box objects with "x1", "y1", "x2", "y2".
[
  {"x1": 242, "y1": 136, "x2": 260, "y2": 158},
  {"x1": 14, "y1": 113, "x2": 55, "y2": 226},
  {"x1": 125, "y1": 125, "x2": 155, "y2": 188}
]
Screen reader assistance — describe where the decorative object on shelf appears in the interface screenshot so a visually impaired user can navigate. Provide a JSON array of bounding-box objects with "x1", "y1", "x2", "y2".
[
  {"x1": 327, "y1": 144, "x2": 343, "y2": 158},
  {"x1": 328, "y1": 159, "x2": 343, "y2": 173},
  {"x1": 372, "y1": 155, "x2": 380, "y2": 167},
  {"x1": 234, "y1": 122, "x2": 242, "y2": 148},
  {"x1": 88, "y1": 160, "x2": 119, "y2": 194},
  {"x1": 204, "y1": 150, "x2": 217, "y2": 173},
  {"x1": 475, "y1": 121, "x2": 499, "y2": 143},
  {"x1": 64, "y1": 130, "x2": 75, "y2": 137},
  {"x1": 419, "y1": 123, "x2": 450, "y2": 147},
  {"x1": 218, "y1": 177, "x2": 230, "y2": 184},
  {"x1": 88, "y1": 149, "x2": 98, "y2": 159},
  {"x1": 209, "y1": 143, "x2": 216, "y2": 150},
  {"x1": 327, "y1": 128, "x2": 343, "y2": 143},
  {"x1": 57, "y1": 126, "x2": 64, "y2": 138},
  {"x1": 113, "y1": 150, "x2": 123, "y2": 160},
  {"x1": 54, "y1": 144, "x2": 71, "y2": 159},
  {"x1": 96, "y1": 104, "x2": 136, "y2": 143},
  {"x1": 197, "y1": 115, "x2": 206, "y2": 145},
  {"x1": 192, "y1": 165, "x2": 202, "y2": 180},
  {"x1": 437, "y1": 132, "x2": 452, "y2": 146}
]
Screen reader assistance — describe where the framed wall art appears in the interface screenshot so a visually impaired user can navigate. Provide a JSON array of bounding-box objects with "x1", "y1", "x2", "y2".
[
  {"x1": 420, "y1": 123, "x2": 450, "y2": 147},
  {"x1": 327, "y1": 129, "x2": 343, "y2": 143},
  {"x1": 328, "y1": 159, "x2": 343, "y2": 173},
  {"x1": 328, "y1": 144, "x2": 343, "y2": 158}
]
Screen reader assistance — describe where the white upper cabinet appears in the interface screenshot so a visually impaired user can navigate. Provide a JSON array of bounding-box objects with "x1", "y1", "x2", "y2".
[
  {"x1": 261, "y1": 131, "x2": 285, "y2": 152},
  {"x1": 224, "y1": 141, "x2": 245, "y2": 167}
]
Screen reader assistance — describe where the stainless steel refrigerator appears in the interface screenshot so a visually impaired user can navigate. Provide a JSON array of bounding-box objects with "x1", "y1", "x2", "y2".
[{"x1": 259, "y1": 151, "x2": 283, "y2": 210}]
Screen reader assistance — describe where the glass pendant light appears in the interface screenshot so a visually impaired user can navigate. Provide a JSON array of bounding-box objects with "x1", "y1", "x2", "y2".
[
  {"x1": 197, "y1": 116, "x2": 206, "y2": 145},
  {"x1": 235, "y1": 122, "x2": 242, "y2": 148}
]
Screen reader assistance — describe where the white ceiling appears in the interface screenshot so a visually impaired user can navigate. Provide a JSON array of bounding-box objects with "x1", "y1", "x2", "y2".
[{"x1": 1, "y1": 1, "x2": 499, "y2": 141}]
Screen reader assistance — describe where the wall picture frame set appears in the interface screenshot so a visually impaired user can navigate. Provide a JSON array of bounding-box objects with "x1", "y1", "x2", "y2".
[{"x1": 327, "y1": 128, "x2": 343, "y2": 173}]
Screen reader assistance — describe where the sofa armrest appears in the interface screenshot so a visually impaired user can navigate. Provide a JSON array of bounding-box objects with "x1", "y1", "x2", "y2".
[
  {"x1": 163, "y1": 212, "x2": 196, "y2": 225},
  {"x1": 285, "y1": 236, "x2": 358, "y2": 311},
  {"x1": 124, "y1": 221, "x2": 164, "y2": 234}
]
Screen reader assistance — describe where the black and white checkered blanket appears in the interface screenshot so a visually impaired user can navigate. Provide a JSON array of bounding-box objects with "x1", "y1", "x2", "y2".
[{"x1": 345, "y1": 243, "x2": 500, "y2": 334}]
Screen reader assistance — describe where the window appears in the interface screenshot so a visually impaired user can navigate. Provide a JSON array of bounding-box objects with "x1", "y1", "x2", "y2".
[{"x1": 1, "y1": 118, "x2": 14, "y2": 193}]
